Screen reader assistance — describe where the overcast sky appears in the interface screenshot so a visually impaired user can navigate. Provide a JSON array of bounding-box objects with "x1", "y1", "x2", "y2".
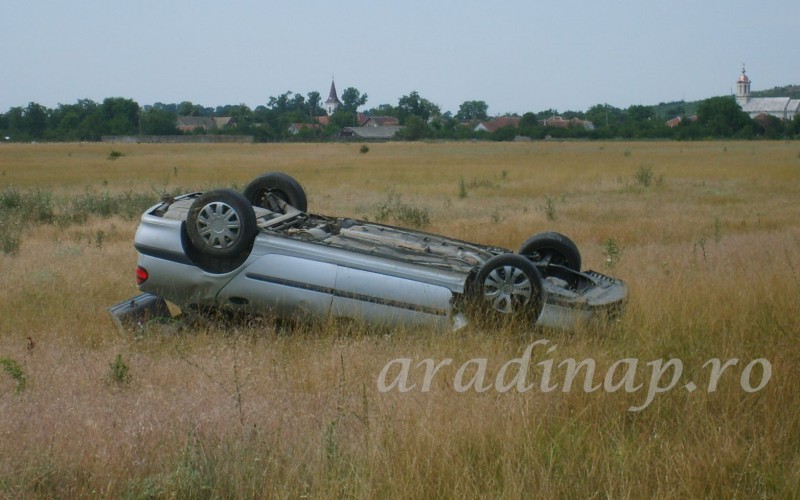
[{"x1": 3, "y1": 0, "x2": 798, "y2": 116}]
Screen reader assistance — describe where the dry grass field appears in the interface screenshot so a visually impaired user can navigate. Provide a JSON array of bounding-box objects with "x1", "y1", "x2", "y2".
[{"x1": 0, "y1": 141, "x2": 798, "y2": 498}]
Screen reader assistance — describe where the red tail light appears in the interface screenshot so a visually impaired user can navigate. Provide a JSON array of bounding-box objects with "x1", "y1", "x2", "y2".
[{"x1": 136, "y1": 266, "x2": 149, "y2": 285}]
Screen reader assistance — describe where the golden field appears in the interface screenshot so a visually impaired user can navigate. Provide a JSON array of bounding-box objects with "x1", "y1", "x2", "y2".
[{"x1": 0, "y1": 141, "x2": 798, "y2": 498}]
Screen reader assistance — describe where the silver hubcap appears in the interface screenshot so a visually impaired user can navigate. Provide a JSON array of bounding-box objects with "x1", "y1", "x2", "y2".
[
  {"x1": 195, "y1": 202, "x2": 241, "y2": 249},
  {"x1": 482, "y1": 265, "x2": 532, "y2": 314}
]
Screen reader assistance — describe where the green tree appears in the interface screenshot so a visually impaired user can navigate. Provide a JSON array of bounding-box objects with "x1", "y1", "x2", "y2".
[
  {"x1": 519, "y1": 112, "x2": 538, "y2": 128},
  {"x1": 517, "y1": 112, "x2": 545, "y2": 139},
  {"x1": 4, "y1": 107, "x2": 25, "y2": 140},
  {"x1": 341, "y1": 87, "x2": 368, "y2": 114},
  {"x1": 455, "y1": 100, "x2": 489, "y2": 121},
  {"x1": 327, "y1": 108, "x2": 358, "y2": 130},
  {"x1": 306, "y1": 91, "x2": 323, "y2": 117},
  {"x1": 366, "y1": 103, "x2": 397, "y2": 117},
  {"x1": 696, "y1": 96, "x2": 752, "y2": 137},
  {"x1": 227, "y1": 104, "x2": 254, "y2": 128},
  {"x1": 102, "y1": 97, "x2": 140, "y2": 135},
  {"x1": 790, "y1": 113, "x2": 800, "y2": 137},
  {"x1": 626, "y1": 104, "x2": 655, "y2": 123},
  {"x1": 426, "y1": 113, "x2": 459, "y2": 139},
  {"x1": 753, "y1": 113, "x2": 784, "y2": 139},
  {"x1": 585, "y1": 104, "x2": 622, "y2": 129},
  {"x1": 267, "y1": 91, "x2": 297, "y2": 114},
  {"x1": 398, "y1": 115, "x2": 429, "y2": 141},
  {"x1": 491, "y1": 125, "x2": 518, "y2": 141},
  {"x1": 397, "y1": 91, "x2": 440, "y2": 124},
  {"x1": 24, "y1": 102, "x2": 48, "y2": 139},
  {"x1": 140, "y1": 107, "x2": 179, "y2": 135},
  {"x1": 50, "y1": 105, "x2": 82, "y2": 140},
  {"x1": 177, "y1": 101, "x2": 205, "y2": 116},
  {"x1": 47, "y1": 99, "x2": 100, "y2": 141}
]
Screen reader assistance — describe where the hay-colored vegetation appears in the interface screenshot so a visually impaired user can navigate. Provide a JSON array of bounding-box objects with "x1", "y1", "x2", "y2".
[{"x1": 0, "y1": 141, "x2": 798, "y2": 498}]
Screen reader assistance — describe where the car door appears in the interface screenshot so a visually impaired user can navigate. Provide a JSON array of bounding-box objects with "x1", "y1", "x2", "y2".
[
  {"x1": 216, "y1": 253, "x2": 336, "y2": 320},
  {"x1": 330, "y1": 265, "x2": 452, "y2": 329}
]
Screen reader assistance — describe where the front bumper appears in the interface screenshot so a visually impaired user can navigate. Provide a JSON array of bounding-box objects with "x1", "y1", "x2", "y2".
[{"x1": 108, "y1": 293, "x2": 172, "y2": 333}]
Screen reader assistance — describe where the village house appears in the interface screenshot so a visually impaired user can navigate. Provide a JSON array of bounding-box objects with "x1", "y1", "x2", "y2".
[
  {"x1": 361, "y1": 116, "x2": 399, "y2": 128},
  {"x1": 473, "y1": 116, "x2": 521, "y2": 132},
  {"x1": 666, "y1": 115, "x2": 698, "y2": 128},
  {"x1": 176, "y1": 116, "x2": 235, "y2": 133},
  {"x1": 538, "y1": 116, "x2": 594, "y2": 130},
  {"x1": 287, "y1": 123, "x2": 321, "y2": 135},
  {"x1": 340, "y1": 125, "x2": 403, "y2": 139}
]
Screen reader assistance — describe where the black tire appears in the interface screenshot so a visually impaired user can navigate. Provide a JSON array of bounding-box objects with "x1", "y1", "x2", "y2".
[
  {"x1": 472, "y1": 254, "x2": 545, "y2": 323},
  {"x1": 518, "y1": 232, "x2": 581, "y2": 271},
  {"x1": 186, "y1": 189, "x2": 257, "y2": 258},
  {"x1": 243, "y1": 172, "x2": 307, "y2": 213}
]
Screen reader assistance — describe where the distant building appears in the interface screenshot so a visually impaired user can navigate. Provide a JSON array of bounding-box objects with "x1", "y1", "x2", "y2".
[
  {"x1": 665, "y1": 116, "x2": 682, "y2": 128},
  {"x1": 665, "y1": 115, "x2": 698, "y2": 128},
  {"x1": 735, "y1": 65, "x2": 800, "y2": 120},
  {"x1": 361, "y1": 116, "x2": 399, "y2": 128},
  {"x1": 176, "y1": 116, "x2": 234, "y2": 133},
  {"x1": 539, "y1": 116, "x2": 595, "y2": 130},
  {"x1": 340, "y1": 126, "x2": 403, "y2": 139},
  {"x1": 324, "y1": 79, "x2": 342, "y2": 115},
  {"x1": 287, "y1": 123, "x2": 321, "y2": 135},
  {"x1": 473, "y1": 116, "x2": 521, "y2": 132}
]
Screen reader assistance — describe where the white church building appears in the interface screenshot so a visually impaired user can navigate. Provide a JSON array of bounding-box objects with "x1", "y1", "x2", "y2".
[{"x1": 735, "y1": 65, "x2": 800, "y2": 120}]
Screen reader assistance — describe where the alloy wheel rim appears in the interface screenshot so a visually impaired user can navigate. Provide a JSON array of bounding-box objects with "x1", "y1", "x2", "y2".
[
  {"x1": 482, "y1": 265, "x2": 532, "y2": 313},
  {"x1": 195, "y1": 202, "x2": 241, "y2": 249}
]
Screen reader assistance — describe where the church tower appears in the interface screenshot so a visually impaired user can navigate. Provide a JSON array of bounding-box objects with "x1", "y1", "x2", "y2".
[
  {"x1": 736, "y1": 64, "x2": 751, "y2": 104},
  {"x1": 325, "y1": 79, "x2": 342, "y2": 115}
]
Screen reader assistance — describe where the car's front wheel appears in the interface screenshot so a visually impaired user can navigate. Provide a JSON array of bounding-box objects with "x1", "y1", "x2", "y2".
[
  {"x1": 186, "y1": 189, "x2": 257, "y2": 258},
  {"x1": 471, "y1": 254, "x2": 544, "y2": 324}
]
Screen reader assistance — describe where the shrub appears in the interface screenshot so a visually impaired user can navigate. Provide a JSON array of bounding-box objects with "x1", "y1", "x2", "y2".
[
  {"x1": 0, "y1": 216, "x2": 22, "y2": 255},
  {"x1": 375, "y1": 190, "x2": 430, "y2": 228},
  {"x1": 109, "y1": 354, "x2": 131, "y2": 385},
  {"x1": 634, "y1": 164, "x2": 654, "y2": 187},
  {"x1": 0, "y1": 357, "x2": 27, "y2": 393},
  {"x1": 540, "y1": 196, "x2": 557, "y2": 221},
  {"x1": 634, "y1": 164, "x2": 665, "y2": 188},
  {"x1": 0, "y1": 186, "x2": 22, "y2": 210},
  {"x1": 602, "y1": 238, "x2": 624, "y2": 268}
]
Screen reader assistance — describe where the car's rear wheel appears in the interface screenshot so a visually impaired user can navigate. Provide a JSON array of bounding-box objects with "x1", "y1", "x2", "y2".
[
  {"x1": 518, "y1": 232, "x2": 581, "y2": 271},
  {"x1": 471, "y1": 254, "x2": 544, "y2": 323},
  {"x1": 243, "y1": 172, "x2": 307, "y2": 213},
  {"x1": 186, "y1": 189, "x2": 257, "y2": 258}
]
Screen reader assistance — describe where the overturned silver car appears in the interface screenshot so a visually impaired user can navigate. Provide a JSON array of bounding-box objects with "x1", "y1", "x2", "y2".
[{"x1": 112, "y1": 172, "x2": 627, "y2": 332}]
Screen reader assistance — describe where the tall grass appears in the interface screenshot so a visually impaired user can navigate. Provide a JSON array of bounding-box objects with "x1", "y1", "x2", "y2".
[{"x1": 0, "y1": 141, "x2": 798, "y2": 497}]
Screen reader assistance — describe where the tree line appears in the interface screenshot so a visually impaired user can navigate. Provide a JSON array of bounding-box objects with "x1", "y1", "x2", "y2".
[{"x1": 1, "y1": 89, "x2": 799, "y2": 143}]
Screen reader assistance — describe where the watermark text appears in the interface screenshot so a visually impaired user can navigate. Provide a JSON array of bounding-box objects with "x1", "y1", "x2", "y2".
[{"x1": 376, "y1": 339, "x2": 772, "y2": 412}]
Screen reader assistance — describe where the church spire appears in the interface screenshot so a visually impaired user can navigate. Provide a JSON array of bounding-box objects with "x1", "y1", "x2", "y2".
[
  {"x1": 324, "y1": 78, "x2": 341, "y2": 115},
  {"x1": 736, "y1": 64, "x2": 751, "y2": 103}
]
